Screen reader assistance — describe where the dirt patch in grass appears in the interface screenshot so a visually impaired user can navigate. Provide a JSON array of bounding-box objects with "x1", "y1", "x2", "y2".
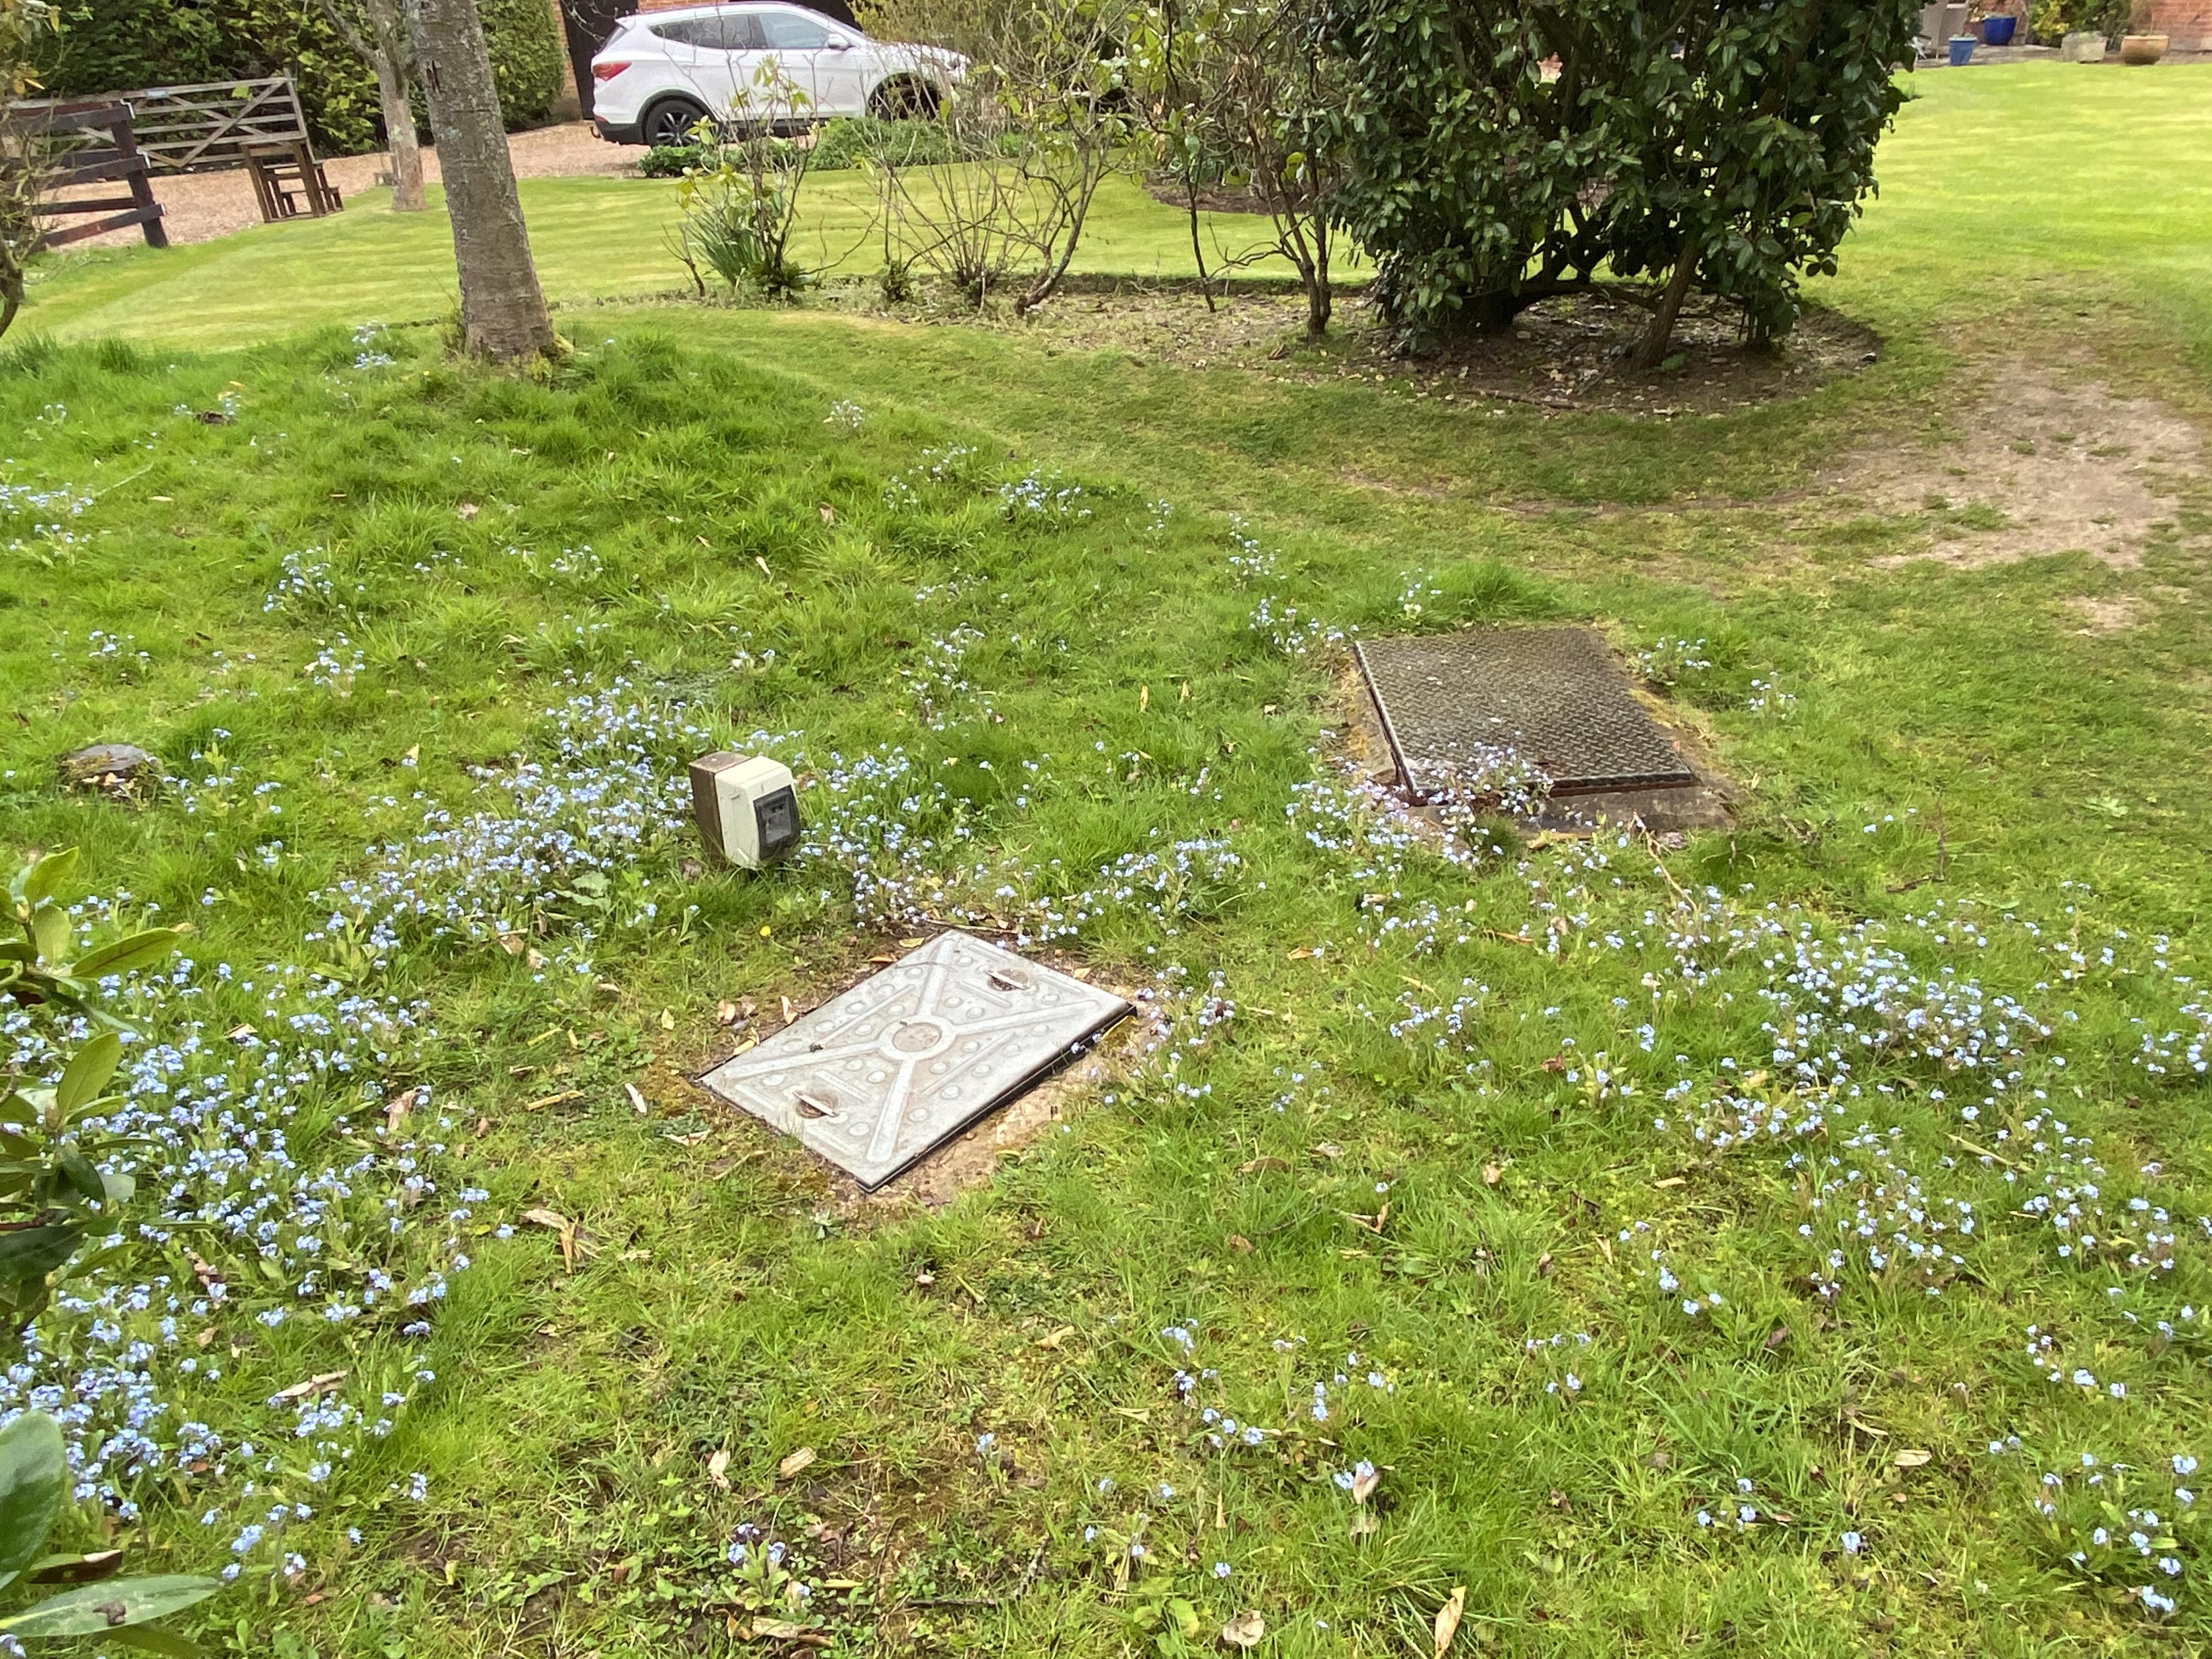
[
  {"x1": 1141, "y1": 176, "x2": 1273, "y2": 216},
  {"x1": 2065, "y1": 595, "x2": 2153, "y2": 633},
  {"x1": 1009, "y1": 284, "x2": 1878, "y2": 417},
  {"x1": 980, "y1": 284, "x2": 1316, "y2": 371},
  {"x1": 1389, "y1": 292, "x2": 1881, "y2": 417},
  {"x1": 46, "y1": 121, "x2": 638, "y2": 249},
  {"x1": 1825, "y1": 359, "x2": 2206, "y2": 570}
]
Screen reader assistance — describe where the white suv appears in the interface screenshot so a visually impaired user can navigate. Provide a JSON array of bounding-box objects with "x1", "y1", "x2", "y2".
[{"x1": 589, "y1": 4, "x2": 965, "y2": 148}]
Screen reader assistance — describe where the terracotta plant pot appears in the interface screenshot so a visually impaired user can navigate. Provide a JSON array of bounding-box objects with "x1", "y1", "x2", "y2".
[{"x1": 2119, "y1": 32, "x2": 2169, "y2": 63}]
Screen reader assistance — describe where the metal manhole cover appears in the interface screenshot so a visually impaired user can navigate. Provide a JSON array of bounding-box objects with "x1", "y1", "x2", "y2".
[
  {"x1": 699, "y1": 933, "x2": 1130, "y2": 1189},
  {"x1": 1355, "y1": 627, "x2": 1696, "y2": 798}
]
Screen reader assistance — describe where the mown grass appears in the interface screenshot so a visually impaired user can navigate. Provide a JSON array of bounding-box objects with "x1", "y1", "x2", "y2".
[
  {"x1": 0, "y1": 57, "x2": 2210, "y2": 1659},
  {"x1": 17, "y1": 170, "x2": 1309, "y2": 348}
]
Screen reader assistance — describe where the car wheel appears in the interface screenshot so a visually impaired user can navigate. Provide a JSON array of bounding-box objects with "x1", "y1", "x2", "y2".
[
  {"x1": 868, "y1": 77, "x2": 940, "y2": 121},
  {"x1": 645, "y1": 96, "x2": 711, "y2": 148}
]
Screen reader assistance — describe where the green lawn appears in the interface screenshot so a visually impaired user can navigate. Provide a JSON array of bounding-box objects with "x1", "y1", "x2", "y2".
[
  {"x1": 20, "y1": 168, "x2": 1309, "y2": 347},
  {"x1": 2, "y1": 58, "x2": 2211, "y2": 1659}
]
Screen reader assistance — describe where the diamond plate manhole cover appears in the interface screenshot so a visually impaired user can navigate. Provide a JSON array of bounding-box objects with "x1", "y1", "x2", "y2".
[
  {"x1": 699, "y1": 933, "x2": 1130, "y2": 1189},
  {"x1": 1355, "y1": 627, "x2": 1696, "y2": 798}
]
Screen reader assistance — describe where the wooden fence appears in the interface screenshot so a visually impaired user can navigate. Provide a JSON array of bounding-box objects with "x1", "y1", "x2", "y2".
[
  {"x1": 7, "y1": 100, "x2": 167, "y2": 251},
  {"x1": 13, "y1": 76, "x2": 341, "y2": 230}
]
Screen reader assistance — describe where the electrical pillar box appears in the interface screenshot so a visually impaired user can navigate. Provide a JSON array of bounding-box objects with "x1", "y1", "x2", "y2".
[{"x1": 689, "y1": 752, "x2": 800, "y2": 869}]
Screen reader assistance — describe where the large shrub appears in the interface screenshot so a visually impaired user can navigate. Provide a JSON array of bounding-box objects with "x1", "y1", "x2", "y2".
[
  {"x1": 1317, "y1": 0, "x2": 1922, "y2": 354},
  {"x1": 37, "y1": 0, "x2": 565, "y2": 155}
]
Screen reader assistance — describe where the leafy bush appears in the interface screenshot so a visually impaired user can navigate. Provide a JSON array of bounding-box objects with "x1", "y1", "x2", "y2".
[
  {"x1": 2, "y1": 848, "x2": 182, "y2": 1336},
  {"x1": 2027, "y1": 0, "x2": 2132, "y2": 42},
  {"x1": 37, "y1": 0, "x2": 566, "y2": 155},
  {"x1": 644, "y1": 119, "x2": 956, "y2": 182},
  {"x1": 1317, "y1": 0, "x2": 1922, "y2": 357},
  {"x1": 810, "y1": 115, "x2": 956, "y2": 171},
  {"x1": 474, "y1": 0, "x2": 567, "y2": 131},
  {"x1": 638, "y1": 142, "x2": 708, "y2": 179},
  {"x1": 669, "y1": 61, "x2": 815, "y2": 300}
]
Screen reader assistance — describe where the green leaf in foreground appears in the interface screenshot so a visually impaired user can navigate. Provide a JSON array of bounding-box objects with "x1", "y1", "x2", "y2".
[
  {"x1": 0, "y1": 1413, "x2": 66, "y2": 1592},
  {"x1": 0, "y1": 1575, "x2": 219, "y2": 1637}
]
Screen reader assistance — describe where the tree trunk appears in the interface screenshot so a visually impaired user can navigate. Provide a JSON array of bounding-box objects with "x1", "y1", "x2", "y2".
[
  {"x1": 1304, "y1": 259, "x2": 1330, "y2": 339},
  {"x1": 408, "y1": 0, "x2": 553, "y2": 361},
  {"x1": 1632, "y1": 240, "x2": 1700, "y2": 371},
  {"x1": 318, "y1": 0, "x2": 427, "y2": 212},
  {"x1": 373, "y1": 55, "x2": 426, "y2": 211},
  {"x1": 363, "y1": 0, "x2": 426, "y2": 211}
]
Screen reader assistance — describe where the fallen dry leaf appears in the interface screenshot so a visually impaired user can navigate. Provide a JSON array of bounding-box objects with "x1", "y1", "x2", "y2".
[
  {"x1": 708, "y1": 1448, "x2": 731, "y2": 1489},
  {"x1": 384, "y1": 1086, "x2": 420, "y2": 1133},
  {"x1": 1237, "y1": 1156, "x2": 1289, "y2": 1175},
  {"x1": 624, "y1": 1082, "x2": 649, "y2": 1115},
  {"x1": 1435, "y1": 1585, "x2": 1467, "y2": 1655},
  {"x1": 270, "y1": 1370, "x2": 347, "y2": 1402},
  {"x1": 1220, "y1": 1610, "x2": 1265, "y2": 1650},
  {"x1": 456, "y1": 501, "x2": 478, "y2": 520},
  {"x1": 1481, "y1": 1162, "x2": 1503, "y2": 1187},
  {"x1": 777, "y1": 1446, "x2": 817, "y2": 1481},
  {"x1": 1348, "y1": 1508, "x2": 1379, "y2": 1537},
  {"x1": 523, "y1": 1207, "x2": 578, "y2": 1271},
  {"x1": 716, "y1": 1000, "x2": 743, "y2": 1025},
  {"x1": 1227, "y1": 1233, "x2": 1253, "y2": 1254},
  {"x1": 1351, "y1": 1465, "x2": 1380, "y2": 1504},
  {"x1": 1034, "y1": 1325, "x2": 1075, "y2": 1350},
  {"x1": 1311, "y1": 1142, "x2": 1344, "y2": 1160},
  {"x1": 1893, "y1": 1448, "x2": 1933, "y2": 1469}
]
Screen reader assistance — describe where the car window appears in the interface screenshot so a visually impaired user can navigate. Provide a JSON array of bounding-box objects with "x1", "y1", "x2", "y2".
[
  {"x1": 650, "y1": 14, "x2": 760, "y2": 49},
  {"x1": 758, "y1": 10, "x2": 829, "y2": 48}
]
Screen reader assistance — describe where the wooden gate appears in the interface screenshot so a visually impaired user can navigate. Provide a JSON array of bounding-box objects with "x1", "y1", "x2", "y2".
[
  {"x1": 26, "y1": 77, "x2": 343, "y2": 224},
  {"x1": 10, "y1": 100, "x2": 167, "y2": 250}
]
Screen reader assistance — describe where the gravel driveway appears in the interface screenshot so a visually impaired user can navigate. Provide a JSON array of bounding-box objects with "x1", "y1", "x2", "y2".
[{"x1": 47, "y1": 122, "x2": 640, "y2": 249}]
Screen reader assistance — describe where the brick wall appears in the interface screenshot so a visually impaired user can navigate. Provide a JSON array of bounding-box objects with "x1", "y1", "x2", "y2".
[{"x1": 2144, "y1": 0, "x2": 2212, "y2": 45}]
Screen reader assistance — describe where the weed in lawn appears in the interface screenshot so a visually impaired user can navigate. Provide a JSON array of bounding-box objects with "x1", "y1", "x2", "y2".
[{"x1": 2, "y1": 196, "x2": 2212, "y2": 1656}]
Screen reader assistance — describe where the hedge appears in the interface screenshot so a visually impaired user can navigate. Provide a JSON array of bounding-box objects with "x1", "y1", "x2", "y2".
[{"x1": 37, "y1": 0, "x2": 567, "y2": 156}]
